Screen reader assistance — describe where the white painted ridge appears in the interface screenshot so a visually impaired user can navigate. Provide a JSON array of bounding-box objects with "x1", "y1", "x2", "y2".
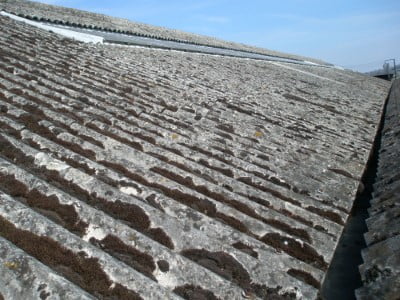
[{"x1": 0, "y1": 11, "x2": 103, "y2": 44}]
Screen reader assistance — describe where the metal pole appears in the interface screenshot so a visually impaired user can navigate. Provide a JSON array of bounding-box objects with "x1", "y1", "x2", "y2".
[{"x1": 384, "y1": 59, "x2": 396, "y2": 79}]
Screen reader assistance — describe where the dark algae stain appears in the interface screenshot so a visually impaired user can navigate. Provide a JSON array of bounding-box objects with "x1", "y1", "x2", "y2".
[
  {"x1": 0, "y1": 216, "x2": 143, "y2": 300},
  {"x1": 174, "y1": 285, "x2": 220, "y2": 300},
  {"x1": 182, "y1": 249, "x2": 297, "y2": 299},
  {"x1": 90, "y1": 234, "x2": 156, "y2": 281}
]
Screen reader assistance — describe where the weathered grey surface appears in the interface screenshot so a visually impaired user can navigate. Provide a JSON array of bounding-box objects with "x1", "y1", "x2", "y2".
[
  {"x1": 0, "y1": 0, "x2": 329, "y2": 65},
  {"x1": 356, "y1": 79, "x2": 400, "y2": 300},
  {"x1": 0, "y1": 8, "x2": 391, "y2": 300},
  {"x1": 0, "y1": 236, "x2": 95, "y2": 300}
]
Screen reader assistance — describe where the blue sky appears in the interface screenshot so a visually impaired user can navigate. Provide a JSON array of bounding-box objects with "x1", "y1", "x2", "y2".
[{"x1": 36, "y1": 0, "x2": 399, "y2": 72}]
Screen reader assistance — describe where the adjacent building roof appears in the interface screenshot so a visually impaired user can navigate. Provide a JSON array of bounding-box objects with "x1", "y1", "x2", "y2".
[
  {"x1": 356, "y1": 79, "x2": 400, "y2": 299},
  {"x1": 0, "y1": 1, "x2": 393, "y2": 299},
  {"x1": 0, "y1": 0, "x2": 330, "y2": 65}
]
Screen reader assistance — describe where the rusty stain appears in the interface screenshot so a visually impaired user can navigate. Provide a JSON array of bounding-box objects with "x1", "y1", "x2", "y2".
[
  {"x1": 254, "y1": 131, "x2": 263, "y2": 138},
  {"x1": 4, "y1": 261, "x2": 19, "y2": 270}
]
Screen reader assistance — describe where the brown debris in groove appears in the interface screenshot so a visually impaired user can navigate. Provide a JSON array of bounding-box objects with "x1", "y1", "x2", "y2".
[
  {"x1": 181, "y1": 249, "x2": 251, "y2": 288},
  {"x1": 173, "y1": 285, "x2": 220, "y2": 300},
  {"x1": 215, "y1": 212, "x2": 250, "y2": 234},
  {"x1": 263, "y1": 219, "x2": 311, "y2": 244},
  {"x1": 251, "y1": 284, "x2": 296, "y2": 300},
  {"x1": 268, "y1": 176, "x2": 291, "y2": 190},
  {"x1": 160, "y1": 145, "x2": 183, "y2": 156},
  {"x1": 328, "y1": 168, "x2": 356, "y2": 180},
  {"x1": 26, "y1": 137, "x2": 96, "y2": 176},
  {"x1": 247, "y1": 195, "x2": 271, "y2": 209},
  {"x1": 306, "y1": 206, "x2": 344, "y2": 225},
  {"x1": 92, "y1": 113, "x2": 113, "y2": 126},
  {"x1": 283, "y1": 93, "x2": 308, "y2": 104},
  {"x1": 99, "y1": 160, "x2": 250, "y2": 234},
  {"x1": 133, "y1": 131, "x2": 156, "y2": 144},
  {"x1": 17, "y1": 105, "x2": 97, "y2": 160},
  {"x1": 251, "y1": 161, "x2": 272, "y2": 172},
  {"x1": 24, "y1": 138, "x2": 156, "y2": 212},
  {"x1": 216, "y1": 123, "x2": 235, "y2": 134},
  {"x1": 86, "y1": 122, "x2": 144, "y2": 152},
  {"x1": 211, "y1": 145, "x2": 235, "y2": 157},
  {"x1": 148, "y1": 152, "x2": 219, "y2": 185},
  {"x1": 182, "y1": 249, "x2": 296, "y2": 299},
  {"x1": 0, "y1": 174, "x2": 88, "y2": 237},
  {"x1": 77, "y1": 133, "x2": 104, "y2": 149},
  {"x1": 247, "y1": 194, "x2": 315, "y2": 235},
  {"x1": 279, "y1": 208, "x2": 314, "y2": 227},
  {"x1": 0, "y1": 119, "x2": 22, "y2": 139},
  {"x1": 214, "y1": 130, "x2": 233, "y2": 141},
  {"x1": 287, "y1": 269, "x2": 320, "y2": 289},
  {"x1": 238, "y1": 176, "x2": 302, "y2": 206},
  {"x1": 151, "y1": 167, "x2": 310, "y2": 242},
  {"x1": 198, "y1": 159, "x2": 234, "y2": 178},
  {"x1": 145, "y1": 194, "x2": 165, "y2": 212},
  {"x1": 183, "y1": 144, "x2": 231, "y2": 165},
  {"x1": 154, "y1": 114, "x2": 193, "y2": 132},
  {"x1": 90, "y1": 234, "x2": 157, "y2": 281},
  {"x1": 0, "y1": 136, "x2": 174, "y2": 249},
  {"x1": 0, "y1": 105, "x2": 8, "y2": 113},
  {"x1": 232, "y1": 242, "x2": 259, "y2": 258},
  {"x1": 257, "y1": 153, "x2": 270, "y2": 161},
  {"x1": 0, "y1": 216, "x2": 142, "y2": 300},
  {"x1": 261, "y1": 233, "x2": 327, "y2": 270}
]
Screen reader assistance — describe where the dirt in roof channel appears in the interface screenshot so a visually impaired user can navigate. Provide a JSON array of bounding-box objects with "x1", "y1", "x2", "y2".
[
  {"x1": 90, "y1": 234, "x2": 157, "y2": 281},
  {"x1": 287, "y1": 269, "x2": 320, "y2": 289},
  {"x1": 181, "y1": 249, "x2": 297, "y2": 299},
  {"x1": 173, "y1": 285, "x2": 221, "y2": 300},
  {"x1": 0, "y1": 134, "x2": 174, "y2": 250},
  {"x1": 0, "y1": 174, "x2": 88, "y2": 236},
  {"x1": 261, "y1": 233, "x2": 328, "y2": 270},
  {"x1": 0, "y1": 216, "x2": 143, "y2": 300},
  {"x1": 231, "y1": 241, "x2": 259, "y2": 258}
]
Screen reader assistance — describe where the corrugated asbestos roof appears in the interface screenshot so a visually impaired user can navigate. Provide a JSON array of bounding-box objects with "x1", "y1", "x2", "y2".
[
  {"x1": 356, "y1": 79, "x2": 400, "y2": 299},
  {"x1": 0, "y1": 1, "x2": 393, "y2": 299},
  {"x1": 0, "y1": 0, "x2": 329, "y2": 65}
]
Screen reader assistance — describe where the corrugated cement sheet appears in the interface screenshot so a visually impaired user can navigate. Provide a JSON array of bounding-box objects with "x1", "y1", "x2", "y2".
[
  {"x1": 0, "y1": 0, "x2": 329, "y2": 65},
  {"x1": 0, "y1": 10, "x2": 391, "y2": 300}
]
